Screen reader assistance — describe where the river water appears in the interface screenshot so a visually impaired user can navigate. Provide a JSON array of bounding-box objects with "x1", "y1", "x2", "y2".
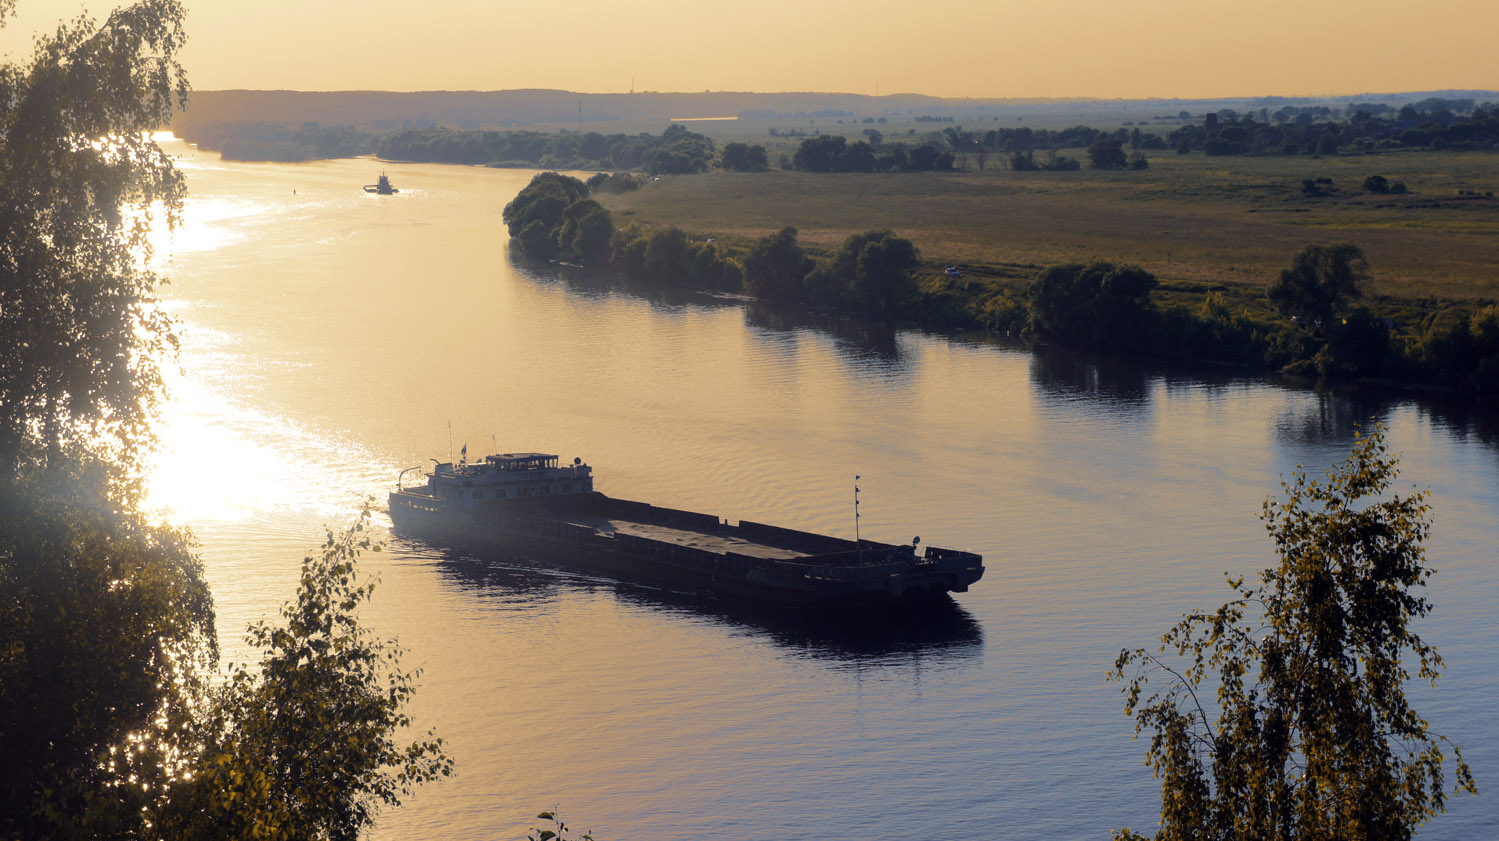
[{"x1": 148, "y1": 138, "x2": 1497, "y2": 839}]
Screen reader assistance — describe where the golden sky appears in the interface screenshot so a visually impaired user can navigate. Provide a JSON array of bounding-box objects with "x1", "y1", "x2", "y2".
[{"x1": 3, "y1": 0, "x2": 1496, "y2": 98}]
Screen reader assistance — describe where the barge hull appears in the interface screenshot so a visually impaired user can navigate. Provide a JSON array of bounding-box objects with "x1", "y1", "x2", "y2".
[{"x1": 388, "y1": 491, "x2": 984, "y2": 607}]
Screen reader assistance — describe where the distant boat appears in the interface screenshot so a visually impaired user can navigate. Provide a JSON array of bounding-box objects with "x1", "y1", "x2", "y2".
[{"x1": 363, "y1": 173, "x2": 398, "y2": 195}]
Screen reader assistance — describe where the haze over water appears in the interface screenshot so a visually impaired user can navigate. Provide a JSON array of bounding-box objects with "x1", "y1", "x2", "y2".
[{"x1": 149, "y1": 138, "x2": 1497, "y2": 840}]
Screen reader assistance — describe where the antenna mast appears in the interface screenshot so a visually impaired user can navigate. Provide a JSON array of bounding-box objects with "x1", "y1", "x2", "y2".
[{"x1": 854, "y1": 475, "x2": 861, "y2": 543}]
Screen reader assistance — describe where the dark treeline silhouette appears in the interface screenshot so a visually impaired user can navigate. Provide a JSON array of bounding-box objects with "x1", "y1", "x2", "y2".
[
  {"x1": 379, "y1": 123, "x2": 716, "y2": 173},
  {"x1": 177, "y1": 120, "x2": 720, "y2": 172},
  {"x1": 787, "y1": 124, "x2": 1140, "y2": 172},
  {"x1": 1167, "y1": 100, "x2": 1499, "y2": 155},
  {"x1": 791, "y1": 134, "x2": 956, "y2": 172},
  {"x1": 503, "y1": 175, "x2": 1499, "y2": 392},
  {"x1": 177, "y1": 97, "x2": 1497, "y2": 169},
  {"x1": 176, "y1": 120, "x2": 378, "y2": 161},
  {"x1": 1020, "y1": 245, "x2": 1499, "y2": 391},
  {"x1": 790, "y1": 100, "x2": 1497, "y2": 172},
  {"x1": 502, "y1": 173, "x2": 922, "y2": 316}
]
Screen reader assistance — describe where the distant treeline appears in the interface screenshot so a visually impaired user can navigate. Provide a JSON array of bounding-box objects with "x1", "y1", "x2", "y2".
[
  {"x1": 790, "y1": 134, "x2": 957, "y2": 172},
  {"x1": 1165, "y1": 102, "x2": 1499, "y2": 156},
  {"x1": 910, "y1": 100, "x2": 1499, "y2": 164},
  {"x1": 378, "y1": 124, "x2": 718, "y2": 173},
  {"x1": 787, "y1": 99, "x2": 1498, "y2": 171},
  {"x1": 786, "y1": 132, "x2": 1148, "y2": 172},
  {"x1": 178, "y1": 96, "x2": 1494, "y2": 169},
  {"x1": 176, "y1": 121, "x2": 379, "y2": 162},
  {"x1": 503, "y1": 171, "x2": 1499, "y2": 392},
  {"x1": 176, "y1": 121, "x2": 726, "y2": 172}
]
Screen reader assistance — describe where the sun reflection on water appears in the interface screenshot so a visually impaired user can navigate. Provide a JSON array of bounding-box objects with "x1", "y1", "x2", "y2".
[
  {"x1": 141, "y1": 134, "x2": 388, "y2": 524},
  {"x1": 145, "y1": 196, "x2": 261, "y2": 268},
  {"x1": 147, "y1": 373, "x2": 296, "y2": 525},
  {"x1": 143, "y1": 313, "x2": 391, "y2": 527}
]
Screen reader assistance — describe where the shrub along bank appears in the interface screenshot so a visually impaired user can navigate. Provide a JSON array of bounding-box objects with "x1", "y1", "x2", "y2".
[{"x1": 503, "y1": 172, "x2": 1499, "y2": 393}]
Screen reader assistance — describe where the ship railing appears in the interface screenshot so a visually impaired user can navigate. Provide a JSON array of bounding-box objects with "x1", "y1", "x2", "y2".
[
  {"x1": 768, "y1": 559, "x2": 909, "y2": 583},
  {"x1": 923, "y1": 546, "x2": 979, "y2": 562},
  {"x1": 737, "y1": 520, "x2": 856, "y2": 554},
  {"x1": 497, "y1": 512, "x2": 597, "y2": 544},
  {"x1": 611, "y1": 531, "x2": 722, "y2": 569},
  {"x1": 922, "y1": 547, "x2": 984, "y2": 570},
  {"x1": 765, "y1": 546, "x2": 979, "y2": 582},
  {"x1": 767, "y1": 546, "x2": 903, "y2": 567},
  {"x1": 602, "y1": 498, "x2": 722, "y2": 532}
]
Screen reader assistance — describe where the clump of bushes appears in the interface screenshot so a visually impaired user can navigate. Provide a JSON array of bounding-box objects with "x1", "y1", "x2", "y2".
[
  {"x1": 585, "y1": 172, "x2": 641, "y2": 194},
  {"x1": 719, "y1": 142, "x2": 769, "y2": 172},
  {"x1": 609, "y1": 224, "x2": 740, "y2": 292},
  {"x1": 1362, "y1": 174, "x2": 1408, "y2": 194},
  {"x1": 740, "y1": 227, "x2": 921, "y2": 314}
]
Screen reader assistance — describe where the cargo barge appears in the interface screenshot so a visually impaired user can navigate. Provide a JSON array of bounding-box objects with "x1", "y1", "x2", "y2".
[{"x1": 387, "y1": 452, "x2": 984, "y2": 606}]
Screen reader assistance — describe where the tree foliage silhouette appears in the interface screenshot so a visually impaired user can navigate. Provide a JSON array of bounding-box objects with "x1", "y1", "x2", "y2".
[
  {"x1": 1111, "y1": 428, "x2": 1474, "y2": 841},
  {"x1": 0, "y1": 4, "x2": 449, "y2": 837},
  {"x1": 158, "y1": 513, "x2": 453, "y2": 841},
  {"x1": 1267, "y1": 243, "x2": 1368, "y2": 333}
]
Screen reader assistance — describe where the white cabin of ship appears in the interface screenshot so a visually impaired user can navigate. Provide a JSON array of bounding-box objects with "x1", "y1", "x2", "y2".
[{"x1": 423, "y1": 452, "x2": 592, "y2": 509}]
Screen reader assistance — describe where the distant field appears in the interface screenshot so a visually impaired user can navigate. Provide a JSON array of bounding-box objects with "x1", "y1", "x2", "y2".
[{"x1": 596, "y1": 148, "x2": 1499, "y2": 302}]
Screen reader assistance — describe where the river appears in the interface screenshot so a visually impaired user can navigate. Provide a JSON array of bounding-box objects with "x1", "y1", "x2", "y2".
[{"x1": 147, "y1": 138, "x2": 1497, "y2": 839}]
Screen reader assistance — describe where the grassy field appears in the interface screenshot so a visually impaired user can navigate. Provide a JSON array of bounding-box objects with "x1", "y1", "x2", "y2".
[{"x1": 596, "y1": 148, "x2": 1499, "y2": 304}]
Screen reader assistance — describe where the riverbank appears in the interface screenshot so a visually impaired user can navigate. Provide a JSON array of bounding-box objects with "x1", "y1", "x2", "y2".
[{"x1": 570, "y1": 153, "x2": 1499, "y2": 391}]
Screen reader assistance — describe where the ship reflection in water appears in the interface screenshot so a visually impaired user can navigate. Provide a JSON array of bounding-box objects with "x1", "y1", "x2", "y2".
[{"x1": 395, "y1": 538, "x2": 984, "y2": 661}]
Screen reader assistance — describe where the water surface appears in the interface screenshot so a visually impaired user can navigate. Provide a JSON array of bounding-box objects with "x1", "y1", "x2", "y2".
[{"x1": 150, "y1": 139, "x2": 1498, "y2": 839}]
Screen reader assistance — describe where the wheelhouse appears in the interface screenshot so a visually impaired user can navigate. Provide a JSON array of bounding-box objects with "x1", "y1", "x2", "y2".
[{"x1": 402, "y1": 452, "x2": 593, "y2": 512}]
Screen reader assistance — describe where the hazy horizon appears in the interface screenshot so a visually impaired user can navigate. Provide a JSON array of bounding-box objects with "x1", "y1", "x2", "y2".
[
  {"x1": 2, "y1": 0, "x2": 1495, "y2": 101},
  {"x1": 159, "y1": 85, "x2": 1499, "y2": 102}
]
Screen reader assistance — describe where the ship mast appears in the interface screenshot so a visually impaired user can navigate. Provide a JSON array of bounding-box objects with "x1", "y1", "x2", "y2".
[{"x1": 854, "y1": 475, "x2": 861, "y2": 543}]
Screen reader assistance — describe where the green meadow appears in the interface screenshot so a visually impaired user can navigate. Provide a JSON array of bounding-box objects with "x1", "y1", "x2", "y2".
[{"x1": 596, "y1": 147, "x2": 1499, "y2": 308}]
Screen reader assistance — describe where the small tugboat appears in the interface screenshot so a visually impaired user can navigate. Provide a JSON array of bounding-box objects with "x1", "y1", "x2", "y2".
[
  {"x1": 363, "y1": 173, "x2": 398, "y2": 195},
  {"x1": 388, "y1": 451, "x2": 985, "y2": 606}
]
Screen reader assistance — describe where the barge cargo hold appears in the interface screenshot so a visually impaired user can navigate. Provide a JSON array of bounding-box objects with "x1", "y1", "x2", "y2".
[{"x1": 388, "y1": 452, "x2": 984, "y2": 606}]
